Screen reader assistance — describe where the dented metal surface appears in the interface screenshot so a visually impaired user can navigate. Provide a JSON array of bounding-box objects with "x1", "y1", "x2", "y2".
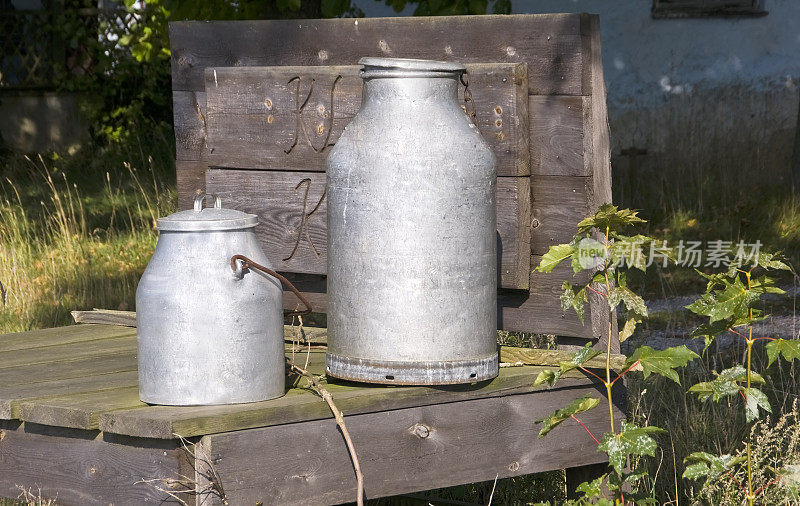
[
  {"x1": 325, "y1": 57, "x2": 499, "y2": 385},
  {"x1": 136, "y1": 193, "x2": 285, "y2": 405}
]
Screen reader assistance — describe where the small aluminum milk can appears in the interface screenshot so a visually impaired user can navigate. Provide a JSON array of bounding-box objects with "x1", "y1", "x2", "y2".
[
  {"x1": 325, "y1": 57, "x2": 499, "y2": 385},
  {"x1": 136, "y1": 193, "x2": 310, "y2": 405}
]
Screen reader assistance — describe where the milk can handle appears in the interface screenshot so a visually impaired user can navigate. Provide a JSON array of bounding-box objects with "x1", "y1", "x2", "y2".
[
  {"x1": 194, "y1": 192, "x2": 222, "y2": 211},
  {"x1": 229, "y1": 254, "x2": 313, "y2": 317}
]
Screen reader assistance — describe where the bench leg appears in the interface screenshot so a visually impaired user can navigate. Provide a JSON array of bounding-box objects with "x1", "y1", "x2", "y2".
[{"x1": 565, "y1": 462, "x2": 609, "y2": 499}]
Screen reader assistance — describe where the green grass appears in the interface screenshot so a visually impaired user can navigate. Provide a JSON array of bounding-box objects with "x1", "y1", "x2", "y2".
[
  {"x1": 0, "y1": 127, "x2": 174, "y2": 334},
  {"x1": 615, "y1": 164, "x2": 800, "y2": 298}
]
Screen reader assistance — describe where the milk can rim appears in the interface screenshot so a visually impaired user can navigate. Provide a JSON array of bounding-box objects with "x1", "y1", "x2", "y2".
[
  {"x1": 358, "y1": 57, "x2": 465, "y2": 73},
  {"x1": 156, "y1": 208, "x2": 259, "y2": 231}
]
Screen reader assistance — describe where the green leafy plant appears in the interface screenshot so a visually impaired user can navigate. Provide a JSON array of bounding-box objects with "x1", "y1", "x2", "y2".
[
  {"x1": 533, "y1": 204, "x2": 699, "y2": 503},
  {"x1": 683, "y1": 251, "x2": 799, "y2": 504}
]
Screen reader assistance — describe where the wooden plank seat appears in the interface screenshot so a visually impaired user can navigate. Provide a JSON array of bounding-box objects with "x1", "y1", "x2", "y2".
[{"x1": 0, "y1": 322, "x2": 624, "y2": 504}]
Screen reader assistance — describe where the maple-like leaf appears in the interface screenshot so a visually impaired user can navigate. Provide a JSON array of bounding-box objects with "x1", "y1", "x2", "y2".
[
  {"x1": 560, "y1": 281, "x2": 587, "y2": 324},
  {"x1": 766, "y1": 338, "x2": 800, "y2": 367},
  {"x1": 683, "y1": 452, "x2": 745, "y2": 483},
  {"x1": 625, "y1": 345, "x2": 699, "y2": 384},
  {"x1": 577, "y1": 204, "x2": 646, "y2": 235},
  {"x1": 598, "y1": 421, "x2": 664, "y2": 474},
  {"x1": 535, "y1": 244, "x2": 574, "y2": 273},
  {"x1": 536, "y1": 395, "x2": 600, "y2": 438}
]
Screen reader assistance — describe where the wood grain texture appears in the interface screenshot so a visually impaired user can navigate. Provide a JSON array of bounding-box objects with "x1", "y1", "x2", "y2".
[
  {"x1": 205, "y1": 169, "x2": 532, "y2": 289},
  {"x1": 169, "y1": 15, "x2": 586, "y2": 95},
  {"x1": 0, "y1": 422, "x2": 189, "y2": 505},
  {"x1": 18, "y1": 387, "x2": 144, "y2": 430},
  {"x1": 71, "y1": 309, "x2": 137, "y2": 327},
  {"x1": 530, "y1": 175, "x2": 591, "y2": 255},
  {"x1": 498, "y1": 176, "x2": 531, "y2": 289},
  {"x1": 196, "y1": 384, "x2": 621, "y2": 505},
  {"x1": 582, "y1": 14, "x2": 617, "y2": 354},
  {"x1": 174, "y1": 90, "x2": 207, "y2": 161},
  {"x1": 176, "y1": 159, "x2": 206, "y2": 210},
  {"x1": 0, "y1": 336, "x2": 136, "y2": 370},
  {"x1": 99, "y1": 363, "x2": 593, "y2": 439},
  {"x1": 0, "y1": 371, "x2": 138, "y2": 420},
  {"x1": 0, "y1": 354, "x2": 137, "y2": 390},
  {"x1": 200, "y1": 64, "x2": 530, "y2": 177},
  {"x1": 530, "y1": 95, "x2": 587, "y2": 177},
  {"x1": 0, "y1": 324, "x2": 134, "y2": 353}
]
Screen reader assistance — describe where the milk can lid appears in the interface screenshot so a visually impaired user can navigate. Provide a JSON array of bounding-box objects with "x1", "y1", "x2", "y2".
[
  {"x1": 156, "y1": 193, "x2": 259, "y2": 232},
  {"x1": 359, "y1": 57, "x2": 465, "y2": 72}
]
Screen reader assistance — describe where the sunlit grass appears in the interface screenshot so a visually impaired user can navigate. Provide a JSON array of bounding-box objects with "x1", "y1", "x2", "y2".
[{"x1": 0, "y1": 140, "x2": 174, "y2": 334}]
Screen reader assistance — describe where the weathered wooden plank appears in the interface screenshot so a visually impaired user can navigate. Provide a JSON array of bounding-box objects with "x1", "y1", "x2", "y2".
[
  {"x1": 0, "y1": 421, "x2": 189, "y2": 505},
  {"x1": 169, "y1": 15, "x2": 586, "y2": 95},
  {"x1": 176, "y1": 158, "x2": 206, "y2": 210},
  {"x1": 100, "y1": 365, "x2": 591, "y2": 439},
  {"x1": 0, "y1": 371, "x2": 139, "y2": 420},
  {"x1": 205, "y1": 169, "x2": 532, "y2": 289},
  {"x1": 71, "y1": 309, "x2": 136, "y2": 327},
  {"x1": 530, "y1": 95, "x2": 587, "y2": 177},
  {"x1": 195, "y1": 384, "x2": 621, "y2": 505},
  {"x1": 500, "y1": 346, "x2": 624, "y2": 370},
  {"x1": 0, "y1": 354, "x2": 137, "y2": 389},
  {"x1": 19, "y1": 387, "x2": 144, "y2": 430},
  {"x1": 0, "y1": 336, "x2": 136, "y2": 370},
  {"x1": 201, "y1": 64, "x2": 530, "y2": 177},
  {"x1": 498, "y1": 176, "x2": 531, "y2": 289},
  {"x1": 530, "y1": 175, "x2": 591, "y2": 255},
  {"x1": 174, "y1": 89, "x2": 207, "y2": 161},
  {"x1": 582, "y1": 14, "x2": 617, "y2": 354},
  {"x1": 500, "y1": 255, "x2": 594, "y2": 338},
  {"x1": 0, "y1": 324, "x2": 134, "y2": 353}
]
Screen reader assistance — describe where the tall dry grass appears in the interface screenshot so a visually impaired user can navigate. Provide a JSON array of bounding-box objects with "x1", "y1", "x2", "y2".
[{"x1": 0, "y1": 153, "x2": 174, "y2": 333}]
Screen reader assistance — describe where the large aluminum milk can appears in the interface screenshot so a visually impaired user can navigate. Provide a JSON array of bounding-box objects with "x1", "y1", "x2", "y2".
[
  {"x1": 136, "y1": 193, "x2": 303, "y2": 405},
  {"x1": 325, "y1": 57, "x2": 498, "y2": 385}
]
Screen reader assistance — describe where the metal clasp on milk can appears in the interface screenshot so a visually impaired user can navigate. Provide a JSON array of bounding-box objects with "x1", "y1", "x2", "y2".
[{"x1": 136, "y1": 192, "x2": 310, "y2": 406}]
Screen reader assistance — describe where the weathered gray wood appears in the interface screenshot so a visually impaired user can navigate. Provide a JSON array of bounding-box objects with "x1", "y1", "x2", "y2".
[
  {"x1": 582, "y1": 15, "x2": 617, "y2": 354},
  {"x1": 0, "y1": 323, "x2": 134, "y2": 353},
  {"x1": 0, "y1": 354, "x2": 137, "y2": 390},
  {"x1": 0, "y1": 371, "x2": 139, "y2": 419},
  {"x1": 530, "y1": 95, "x2": 587, "y2": 177},
  {"x1": 174, "y1": 90, "x2": 207, "y2": 162},
  {"x1": 19, "y1": 387, "x2": 144, "y2": 430},
  {"x1": 0, "y1": 421, "x2": 189, "y2": 505},
  {"x1": 169, "y1": 15, "x2": 587, "y2": 95},
  {"x1": 176, "y1": 158, "x2": 206, "y2": 210},
  {"x1": 205, "y1": 169, "x2": 531, "y2": 289},
  {"x1": 201, "y1": 64, "x2": 530, "y2": 177},
  {"x1": 498, "y1": 176, "x2": 531, "y2": 289},
  {"x1": 99, "y1": 363, "x2": 592, "y2": 439},
  {"x1": 195, "y1": 385, "x2": 622, "y2": 505},
  {"x1": 530, "y1": 175, "x2": 591, "y2": 255},
  {"x1": 0, "y1": 336, "x2": 136, "y2": 370},
  {"x1": 71, "y1": 309, "x2": 136, "y2": 327}
]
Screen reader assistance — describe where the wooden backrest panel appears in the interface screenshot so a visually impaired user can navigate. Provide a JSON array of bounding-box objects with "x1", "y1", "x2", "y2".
[
  {"x1": 203, "y1": 64, "x2": 529, "y2": 176},
  {"x1": 169, "y1": 14, "x2": 614, "y2": 348}
]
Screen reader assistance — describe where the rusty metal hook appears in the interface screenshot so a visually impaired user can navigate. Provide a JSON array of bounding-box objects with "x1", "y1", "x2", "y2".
[{"x1": 229, "y1": 254, "x2": 313, "y2": 317}]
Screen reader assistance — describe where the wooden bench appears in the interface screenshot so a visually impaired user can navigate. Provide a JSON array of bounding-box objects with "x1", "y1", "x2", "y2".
[{"x1": 0, "y1": 13, "x2": 622, "y2": 505}]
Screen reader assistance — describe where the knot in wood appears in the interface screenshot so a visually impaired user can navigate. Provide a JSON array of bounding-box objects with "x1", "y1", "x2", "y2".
[{"x1": 410, "y1": 423, "x2": 431, "y2": 438}]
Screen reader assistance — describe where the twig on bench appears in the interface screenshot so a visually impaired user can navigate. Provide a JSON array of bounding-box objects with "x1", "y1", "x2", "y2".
[{"x1": 287, "y1": 357, "x2": 365, "y2": 506}]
